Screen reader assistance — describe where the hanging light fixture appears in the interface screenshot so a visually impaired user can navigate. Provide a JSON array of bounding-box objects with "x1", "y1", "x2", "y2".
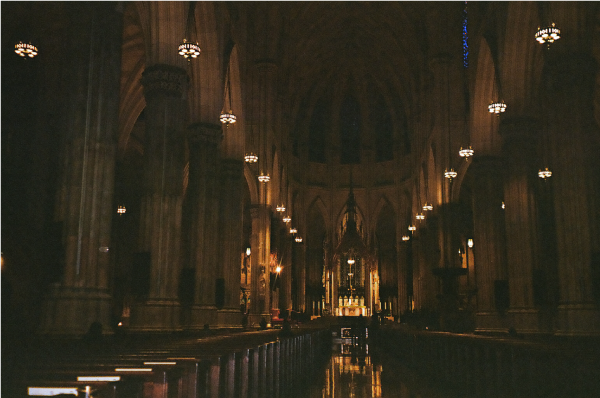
[
  {"x1": 408, "y1": 225, "x2": 416, "y2": 232},
  {"x1": 283, "y1": 215, "x2": 291, "y2": 223},
  {"x1": 444, "y1": 168, "x2": 458, "y2": 180},
  {"x1": 295, "y1": 236, "x2": 303, "y2": 243},
  {"x1": 535, "y1": 23, "x2": 561, "y2": 47},
  {"x1": 538, "y1": 167, "x2": 552, "y2": 179},
  {"x1": 402, "y1": 235, "x2": 410, "y2": 241},
  {"x1": 220, "y1": 64, "x2": 237, "y2": 125},
  {"x1": 117, "y1": 205, "x2": 126, "y2": 215},
  {"x1": 459, "y1": 146, "x2": 474, "y2": 159},
  {"x1": 416, "y1": 213, "x2": 425, "y2": 220},
  {"x1": 488, "y1": 101, "x2": 507, "y2": 115},
  {"x1": 423, "y1": 203, "x2": 433, "y2": 211},
  {"x1": 257, "y1": 172, "x2": 270, "y2": 183},
  {"x1": 501, "y1": 201, "x2": 505, "y2": 209},
  {"x1": 290, "y1": 227, "x2": 298, "y2": 234},
  {"x1": 14, "y1": 41, "x2": 38, "y2": 58},
  {"x1": 178, "y1": 39, "x2": 201, "y2": 60},
  {"x1": 347, "y1": 257, "x2": 355, "y2": 265},
  {"x1": 244, "y1": 153, "x2": 258, "y2": 163},
  {"x1": 276, "y1": 204, "x2": 286, "y2": 212}
]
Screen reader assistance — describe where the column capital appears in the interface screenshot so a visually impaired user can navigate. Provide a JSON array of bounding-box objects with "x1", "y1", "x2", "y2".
[
  {"x1": 187, "y1": 122, "x2": 223, "y2": 145},
  {"x1": 142, "y1": 64, "x2": 189, "y2": 100}
]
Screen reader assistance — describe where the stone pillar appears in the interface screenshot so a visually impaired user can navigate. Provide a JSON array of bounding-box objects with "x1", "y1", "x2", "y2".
[
  {"x1": 500, "y1": 117, "x2": 541, "y2": 333},
  {"x1": 545, "y1": 53, "x2": 600, "y2": 335},
  {"x1": 216, "y1": 159, "x2": 244, "y2": 326},
  {"x1": 471, "y1": 157, "x2": 509, "y2": 333},
  {"x1": 128, "y1": 62, "x2": 188, "y2": 332},
  {"x1": 249, "y1": 205, "x2": 271, "y2": 324},
  {"x1": 186, "y1": 122, "x2": 222, "y2": 328},
  {"x1": 396, "y1": 236, "x2": 409, "y2": 314},
  {"x1": 40, "y1": 3, "x2": 122, "y2": 335}
]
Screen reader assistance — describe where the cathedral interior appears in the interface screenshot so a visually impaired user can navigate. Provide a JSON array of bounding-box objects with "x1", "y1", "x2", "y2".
[{"x1": 2, "y1": 3, "x2": 600, "y2": 394}]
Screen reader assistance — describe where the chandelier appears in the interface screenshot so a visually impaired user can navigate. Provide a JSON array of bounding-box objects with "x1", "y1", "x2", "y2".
[
  {"x1": 501, "y1": 201, "x2": 505, "y2": 209},
  {"x1": 244, "y1": 153, "x2": 258, "y2": 163},
  {"x1": 416, "y1": 213, "x2": 425, "y2": 220},
  {"x1": 257, "y1": 172, "x2": 270, "y2": 183},
  {"x1": 283, "y1": 215, "x2": 291, "y2": 224},
  {"x1": 276, "y1": 204, "x2": 286, "y2": 212},
  {"x1": 444, "y1": 168, "x2": 458, "y2": 180},
  {"x1": 220, "y1": 64, "x2": 236, "y2": 126},
  {"x1": 15, "y1": 42, "x2": 38, "y2": 58},
  {"x1": 538, "y1": 167, "x2": 552, "y2": 179},
  {"x1": 290, "y1": 227, "x2": 298, "y2": 234},
  {"x1": 488, "y1": 101, "x2": 507, "y2": 115},
  {"x1": 422, "y1": 203, "x2": 433, "y2": 211},
  {"x1": 535, "y1": 23, "x2": 561, "y2": 46},
  {"x1": 408, "y1": 225, "x2": 416, "y2": 232},
  {"x1": 459, "y1": 146, "x2": 474, "y2": 159},
  {"x1": 178, "y1": 39, "x2": 201, "y2": 60},
  {"x1": 401, "y1": 235, "x2": 410, "y2": 241},
  {"x1": 117, "y1": 205, "x2": 126, "y2": 215},
  {"x1": 295, "y1": 236, "x2": 303, "y2": 243}
]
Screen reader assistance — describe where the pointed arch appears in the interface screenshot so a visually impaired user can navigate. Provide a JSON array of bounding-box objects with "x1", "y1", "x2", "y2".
[
  {"x1": 243, "y1": 163, "x2": 259, "y2": 204},
  {"x1": 221, "y1": 45, "x2": 246, "y2": 159}
]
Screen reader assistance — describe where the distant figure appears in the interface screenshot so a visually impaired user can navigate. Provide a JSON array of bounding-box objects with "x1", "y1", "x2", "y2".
[
  {"x1": 279, "y1": 318, "x2": 293, "y2": 337},
  {"x1": 259, "y1": 317, "x2": 268, "y2": 330}
]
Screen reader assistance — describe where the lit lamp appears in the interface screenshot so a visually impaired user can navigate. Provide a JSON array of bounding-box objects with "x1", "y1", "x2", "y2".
[
  {"x1": 347, "y1": 257, "x2": 355, "y2": 265},
  {"x1": 246, "y1": 247, "x2": 251, "y2": 256},
  {"x1": 423, "y1": 203, "x2": 433, "y2": 211},
  {"x1": 538, "y1": 167, "x2": 552, "y2": 179},
  {"x1": 15, "y1": 41, "x2": 38, "y2": 58},
  {"x1": 219, "y1": 110, "x2": 237, "y2": 125},
  {"x1": 117, "y1": 205, "x2": 126, "y2": 215},
  {"x1": 276, "y1": 204, "x2": 286, "y2": 212},
  {"x1": 535, "y1": 23, "x2": 561, "y2": 47},
  {"x1": 468, "y1": 238, "x2": 474, "y2": 248},
  {"x1": 402, "y1": 235, "x2": 410, "y2": 241},
  {"x1": 258, "y1": 172, "x2": 270, "y2": 183},
  {"x1": 283, "y1": 215, "x2": 291, "y2": 223},
  {"x1": 416, "y1": 213, "x2": 425, "y2": 220},
  {"x1": 289, "y1": 227, "x2": 297, "y2": 234},
  {"x1": 501, "y1": 201, "x2": 505, "y2": 209},
  {"x1": 488, "y1": 101, "x2": 507, "y2": 115},
  {"x1": 408, "y1": 225, "x2": 416, "y2": 232},
  {"x1": 244, "y1": 153, "x2": 258, "y2": 163},
  {"x1": 444, "y1": 168, "x2": 458, "y2": 180},
  {"x1": 295, "y1": 236, "x2": 303, "y2": 243},
  {"x1": 459, "y1": 146, "x2": 474, "y2": 160},
  {"x1": 178, "y1": 39, "x2": 201, "y2": 60},
  {"x1": 275, "y1": 265, "x2": 282, "y2": 274}
]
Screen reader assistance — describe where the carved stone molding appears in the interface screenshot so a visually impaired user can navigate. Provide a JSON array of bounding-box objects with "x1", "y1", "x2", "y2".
[{"x1": 142, "y1": 64, "x2": 189, "y2": 99}]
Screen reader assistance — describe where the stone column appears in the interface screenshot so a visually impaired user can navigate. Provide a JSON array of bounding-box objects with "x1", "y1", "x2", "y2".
[
  {"x1": 500, "y1": 117, "x2": 541, "y2": 334},
  {"x1": 471, "y1": 157, "x2": 509, "y2": 333},
  {"x1": 545, "y1": 53, "x2": 600, "y2": 335},
  {"x1": 396, "y1": 235, "x2": 409, "y2": 315},
  {"x1": 186, "y1": 122, "x2": 222, "y2": 328},
  {"x1": 249, "y1": 205, "x2": 271, "y2": 324},
  {"x1": 216, "y1": 159, "x2": 244, "y2": 326},
  {"x1": 129, "y1": 63, "x2": 188, "y2": 332},
  {"x1": 40, "y1": 3, "x2": 122, "y2": 335}
]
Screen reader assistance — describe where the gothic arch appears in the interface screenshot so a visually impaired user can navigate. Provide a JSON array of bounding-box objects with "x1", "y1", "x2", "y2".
[
  {"x1": 243, "y1": 163, "x2": 259, "y2": 204},
  {"x1": 221, "y1": 45, "x2": 245, "y2": 159}
]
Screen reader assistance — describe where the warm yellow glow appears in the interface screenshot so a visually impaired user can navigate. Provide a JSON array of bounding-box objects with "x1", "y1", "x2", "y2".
[
  {"x1": 219, "y1": 110, "x2": 237, "y2": 124},
  {"x1": 416, "y1": 213, "x2": 425, "y2": 220},
  {"x1": 488, "y1": 101, "x2": 507, "y2": 114},
  {"x1": 535, "y1": 23, "x2": 561, "y2": 44},
  {"x1": 178, "y1": 39, "x2": 201, "y2": 59},
  {"x1": 143, "y1": 361, "x2": 176, "y2": 365},
  {"x1": 28, "y1": 387, "x2": 78, "y2": 396},
  {"x1": 117, "y1": 205, "x2": 126, "y2": 214},
  {"x1": 501, "y1": 201, "x2": 505, "y2": 209},
  {"x1": 114, "y1": 368, "x2": 152, "y2": 372},
  {"x1": 468, "y1": 238, "x2": 474, "y2": 248},
  {"x1": 295, "y1": 236, "x2": 303, "y2": 243},
  {"x1": 402, "y1": 235, "x2": 410, "y2": 241},
  {"x1": 258, "y1": 173, "x2": 270, "y2": 183},
  {"x1": 275, "y1": 266, "x2": 282, "y2": 273},
  {"x1": 276, "y1": 204, "x2": 286, "y2": 212},
  {"x1": 538, "y1": 168, "x2": 552, "y2": 179},
  {"x1": 290, "y1": 227, "x2": 297, "y2": 234},
  {"x1": 283, "y1": 215, "x2": 291, "y2": 223},
  {"x1": 444, "y1": 168, "x2": 458, "y2": 179},
  {"x1": 459, "y1": 146, "x2": 474, "y2": 159},
  {"x1": 423, "y1": 203, "x2": 433, "y2": 211},
  {"x1": 77, "y1": 376, "x2": 120, "y2": 382},
  {"x1": 15, "y1": 42, "x2": 38, "y2": 58},
  {"x1": 347, "y1": 258, "x2": 355, "y2": 265},
  {"x1": 408, "y1": 225, "x2": 416, "y2": 231},
  {"x1": 244, "y1": 153, "x2": 258, "y2": 163},
  {"x1": 246, "y1": 247, "x2": 251, "y2": 256}
]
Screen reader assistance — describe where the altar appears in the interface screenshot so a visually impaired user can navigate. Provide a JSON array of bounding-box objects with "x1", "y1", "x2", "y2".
[{"x1": 337, "y1": 306, "x2": 367, "y2": 316}]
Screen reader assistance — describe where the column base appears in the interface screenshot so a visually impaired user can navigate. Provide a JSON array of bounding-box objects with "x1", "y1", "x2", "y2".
[
  {"x1": 474, "y1": 311, "x2": 509, "y2": 334},
  {"x1": 183, "y1": 305, "x2": 218, "y2": 330},
  {"x1": 128, "y1": 299, "x2": 181, "y2": 332},
  {"x1": 506, "y1": 308, "x2": 542, "y2": 335},
  {"x1": 555, "y1": 303, "x2": 600, "y2": 337},
  {"x1": 217, "y1": 308, "x2": 243, "y2": 328},
  {"x1": 38, "y1": 285, "x2": 112, "y2": 336}
]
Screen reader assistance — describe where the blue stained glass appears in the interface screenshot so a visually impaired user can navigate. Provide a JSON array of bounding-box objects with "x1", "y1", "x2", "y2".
[{"x1": 463, "y1": 1, "x2": 468, "y2": 68}]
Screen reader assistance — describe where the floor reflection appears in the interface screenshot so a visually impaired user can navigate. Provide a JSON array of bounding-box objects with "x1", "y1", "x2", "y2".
[{"x1": 309, "y1": 343, "x2": 458, "y2": 398}]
